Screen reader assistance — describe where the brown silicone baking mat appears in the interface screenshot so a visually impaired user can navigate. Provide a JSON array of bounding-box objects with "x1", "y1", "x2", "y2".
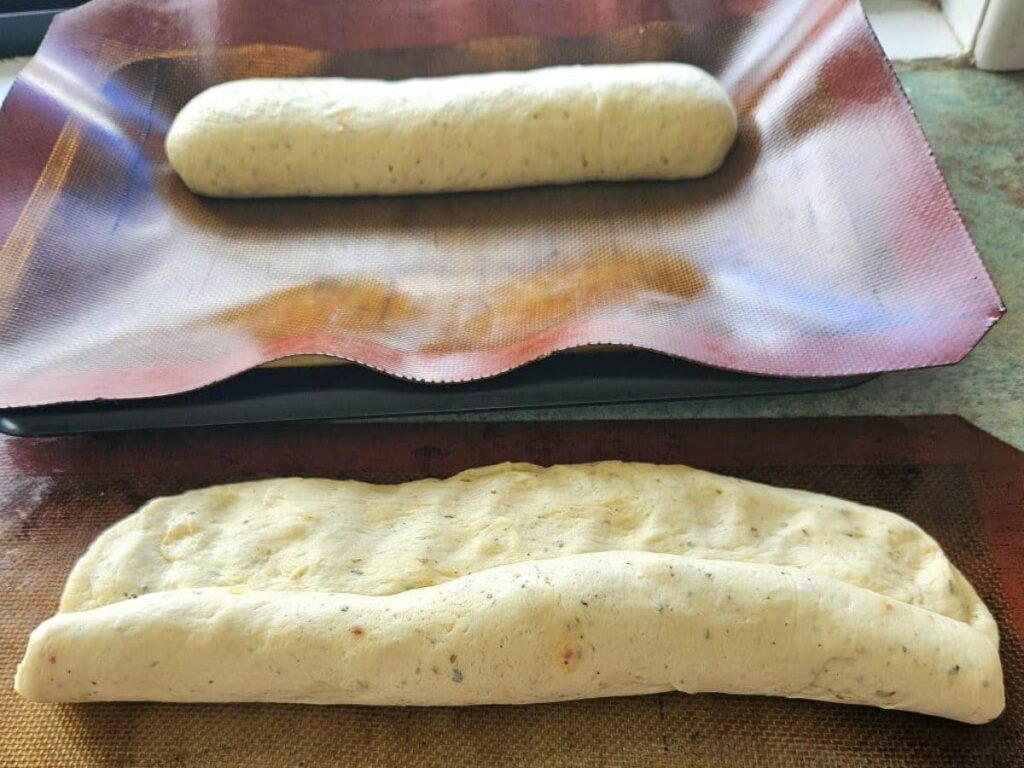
[
  {"x1": 1, "y1": 416, "x2": 1022, "y2": 766},
  {"x1": 0, "y1": 0, "x2": 1004, "y2": 407}
]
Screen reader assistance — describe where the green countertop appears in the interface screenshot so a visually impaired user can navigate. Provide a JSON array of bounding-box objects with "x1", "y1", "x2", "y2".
[{"x1": 409, "y1": 66, "x2": 1024, "y2": 450}]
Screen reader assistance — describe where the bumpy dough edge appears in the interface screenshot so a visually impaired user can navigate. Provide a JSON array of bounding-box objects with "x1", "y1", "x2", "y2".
[{"x1": 58, "y1": 461, "x2": 998, "y2": 648}]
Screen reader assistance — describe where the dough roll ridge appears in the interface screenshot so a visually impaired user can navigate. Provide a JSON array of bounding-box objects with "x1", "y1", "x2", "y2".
[
  {"x1": 58, "y1": 461, "x2": 998, "y2": 648},
  {"x1": 16, "y1": 552, "x2": 1003, "y2": 723}
]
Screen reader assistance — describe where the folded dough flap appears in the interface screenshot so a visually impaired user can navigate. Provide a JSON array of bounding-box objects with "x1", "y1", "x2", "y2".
[
  {"x1": 17, "y1": 552, "x2": 1004, "y2": 723},
  {"x1": 58, "y1": 463, "x2": 998, "y2": 646}
]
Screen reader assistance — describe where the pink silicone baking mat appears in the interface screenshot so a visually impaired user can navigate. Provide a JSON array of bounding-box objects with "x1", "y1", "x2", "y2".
[{"x1": 0, "y1": 0, "x2": 1003, "y2": 407}]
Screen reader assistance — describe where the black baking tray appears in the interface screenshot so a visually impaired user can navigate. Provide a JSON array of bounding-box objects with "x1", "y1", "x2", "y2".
[
  {"x1": 0, "y1": 2, "x2": 87, "y2": 58},
  {"x1": 0, "y1": 352, "x2": 873, "y2": 436}
]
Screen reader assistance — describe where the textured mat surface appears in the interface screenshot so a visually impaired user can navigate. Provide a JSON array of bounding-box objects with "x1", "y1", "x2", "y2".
[
  {"x1": 0, "y1": 0, "x2": 1002, "y2": 406},
  {"x1": 1, "y1": 416, "x2": 1022, "y2": 766}
]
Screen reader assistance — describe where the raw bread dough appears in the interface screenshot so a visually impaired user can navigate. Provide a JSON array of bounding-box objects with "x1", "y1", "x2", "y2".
[
  {"x1": 17, "y1": 552, "x2": 1002, "y2": 723},
  {"x1": 165, "y1": 63, "x2": 738, "y2": 197},
  {"x1": 17, "y1": 462, "x2": 1003, "y2": 722},
  {"x1": 59, "y1": 462, "x2": 997, "y2": 644}
]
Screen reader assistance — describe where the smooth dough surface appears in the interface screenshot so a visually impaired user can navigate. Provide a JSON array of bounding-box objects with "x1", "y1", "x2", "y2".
[
  {"x1": 18, "y1": 461, "x2": 1003, "y2": 722},
  {"x1": 18, "y1": 552, "x2": 1003, "y2": 723},
  {"x1": 165, "y1": 63, "x2": 738, "y2": 197}
]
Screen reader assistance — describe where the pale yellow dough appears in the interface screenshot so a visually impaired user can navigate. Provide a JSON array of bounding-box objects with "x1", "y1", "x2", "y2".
[
  {"x1": 17, "y1": 462, "x2": 1003, "y2": 722},
  {"x1": 165, "y1": 63, "x2": 738, "y2": 197}
]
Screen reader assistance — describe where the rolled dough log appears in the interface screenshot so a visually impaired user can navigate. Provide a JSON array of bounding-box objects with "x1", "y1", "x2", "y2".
[
  {"x1": 16, "y1": 462, "x2": 1003, "y2": 722},
  {"x1": 165, "y1": 63, "x2": 738, "y2": 197},
  {"x1": 16, "y1": 552, "x2": 1003, "y2": 723}
]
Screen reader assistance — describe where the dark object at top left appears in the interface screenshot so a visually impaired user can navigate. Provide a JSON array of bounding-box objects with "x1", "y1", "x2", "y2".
[{"x1": 0, "y1": 2, "x2": 87, "y2": 57}]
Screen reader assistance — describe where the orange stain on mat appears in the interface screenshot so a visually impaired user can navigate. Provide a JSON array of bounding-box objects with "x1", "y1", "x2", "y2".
[
  {"x1": 212, "y1": 278, "x2": 424, "y2": 340},
  {"x1": 213, "y1": 248, "x2": 703, "y2": 350},
  {"x1": 453, "y1": 247, "x2": 707, "y2": 347}
]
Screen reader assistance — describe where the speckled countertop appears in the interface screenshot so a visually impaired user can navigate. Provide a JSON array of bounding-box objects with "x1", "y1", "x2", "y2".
[{"x1": 413, "y1": 66, "x2": 1024, "y2": 450}]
